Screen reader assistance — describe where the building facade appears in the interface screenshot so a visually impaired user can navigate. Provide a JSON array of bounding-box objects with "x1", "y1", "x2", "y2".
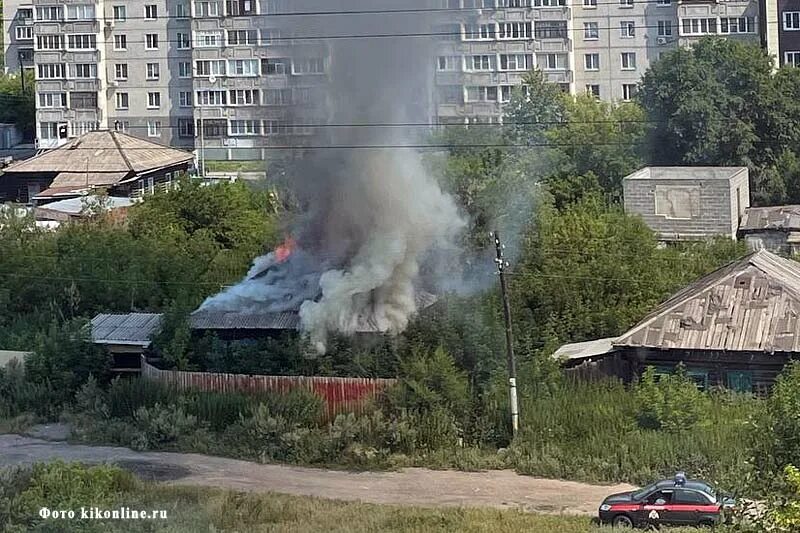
[
  {"x1": 762, "y1": 0, "x2": 800, "y2": 67},
  {"x1": 2, "y1": 0, "x2": 762, "y2": 157}
]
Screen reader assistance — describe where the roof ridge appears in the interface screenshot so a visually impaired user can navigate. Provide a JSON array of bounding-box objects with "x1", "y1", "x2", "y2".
[{"x1": 109, "y1": 130, "x2": 135, "y2": 173}]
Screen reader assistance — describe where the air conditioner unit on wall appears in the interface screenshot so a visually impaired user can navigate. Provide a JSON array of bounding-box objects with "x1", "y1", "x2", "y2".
[{"x1": 657, "y1": 37, "x2": 669, "y2": 45}]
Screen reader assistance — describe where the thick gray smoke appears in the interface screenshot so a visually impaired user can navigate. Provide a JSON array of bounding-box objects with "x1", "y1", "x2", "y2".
[{"x1": 199, "y1": 0, "x2": 466, "y2": 352}]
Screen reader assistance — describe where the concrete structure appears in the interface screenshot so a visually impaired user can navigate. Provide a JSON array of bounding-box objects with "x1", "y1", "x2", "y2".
[
  {"x1": 623, "y1": 166, "x2": 750, "y2": 241},
  {"x1": 2, "y1": 0, "x2": 763, "y2": 154},
  {"x1": 739, "y1": 205, "x2": 800, "y2": 254}
]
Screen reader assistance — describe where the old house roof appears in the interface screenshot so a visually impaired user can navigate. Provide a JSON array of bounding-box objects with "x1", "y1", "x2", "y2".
[
  {"x1": 35, "y1": 195, "x2": 137, "y2": 220},
  {"x1": 91, "y1": 313, "x2": 163, "y2": 347},
  {"x1": 623, "y1": 166, "x2": 749, "y2": 181},
  {"x1": 552, "y1": 337, "x2": 618, "y2": 362},
  {"x1": 740, "y1": 205, "x2": 800, "y2": 233},
  {"x1": 614, "y1": 250, "x2": 800, "y2": 353},
  {"x1": 3, "y1": 131, "x2": 192, "y2": 198}
]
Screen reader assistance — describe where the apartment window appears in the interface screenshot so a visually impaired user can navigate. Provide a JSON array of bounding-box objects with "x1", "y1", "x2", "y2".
[
  {"x1": 584, "y1": 53, "x2": 600, "y2": 71},
  {"x1": 40, "y1": 123, "x2": 60, "y2": 140},
  {"x1": 175, "y1": 3, "x2": 189, "y2": 17},
  {"x1": 657, "y1": 0, "x2": 670, "y2": 5},
  {"x1": 179, "y1": 91, "x2": 192, "y2": 107},
  {"x1": 147, "y1": 92, "x2": 161, "y2": 108},
  {"x1": 227, "y1": 29, "x2": 258, "y2": 45},
  {"x1": 145, "y1": 5, "x2": 158, "y2": 19},
  {"x1": 262, "y1": 58, "x2": 288, "y2": 75},
  {"x1": 658, "y1": 20, "x2": 672, "y2": 37},
  {"x1": 464, "y1": 23, "x2": 495, "y2": 40},
  {"x1": 114, "y1": 35, "x2": 127, "y2": 50},
  {"x1": 584, "y1": 22, "x2": 599, "y2": 40},
  {"x1": 113, "y1": 5, "x2": 127, "y2": 20},
  {"x1": 263, "y1": 88, "x2": 291, "y2": 105},
  {"x1": 113, "y1": 120, "x2": 129, "y2": 133},
  {"x1": 115, "y1": 92, "x2": 129, "y2": 109},
  {"x1": 70, "y1": 63, "x2": 97, "y2": 78},
  {"x1": 620, "y1": 21, "x2": 635, "y2": 38},
  {"x1": 146, "y1": 63, "x2": 160, "y2": 80},
  {"x1": 261, "y1": 29, "x2": 281, "y2": 45},
  {"x1": 37, "y1": 35, "x2": 63, "y2": 50},
  {"x1": 532, "y1": 0, "x2": 565, "y2": 5},
  {"x1": 621, "y1": 52, "x2": 636, "y2": 70},
  {"x1": 435, "y1": 23, "x2": 460, "y2": 41},
  {"x1": 438, "y1": 85, "x2": 462, "y2": 104},
  {"x1": 499, "y1": 54, "x2": 532, "y2": 71},
  {"x1": 15, "y1": 27, "x2": 33, "y2": 41},
  {"x1": 145, "y1": 34, "x2": 159, "y2": 49},
  {"x1": 498, "y1": 0, "x2": 529, "y2": 7},
  {"x1": 622, "y1": 84, "x2": 637, "y2": 101},
  {"x1": 195, "y1": 31, "x2": 222, "y2": 47},
  {"x1": 67, "y1": 34, "x2": 96, "y2": 50},
  {"x1": 37, "y1": 64, "x2": 65, "y2": 79},
  {"x1": 147, "y1": 121, "x2": 161, "y2": 138},
  {"x1": 535, "y1": 21, "x2": 567, "y2": 39},
  {"x1": 292, "y1": 58, "x2": 325, "y2": 75},
  {"x1": 66, "y1": 4, "x2": 94, "y2": 20},
  {"x1": 196, "y1": 90, "x2": 227, "y2": 105},
  {"x1": 177, "y1": 32, "x2": 191, "y2": 49},
  {"x1": 786, "y1": 52, "x2": 800, "y2": 67},
  {"x1": 619, "y1": 0, "x2": 633, "y2": 7},
  {"x1": 467, "y1": 55, "x2": 493, "y2": 71},
  {"x1": 226, "y1": 0, "x2": 255, "y2": 16},
  {"x1": 720, "y1": 17, "x2": 754, "y2": 34},
  {"x1": 498, "y1": 22, "x2": 531, "y2": 39},
  {"x1": 540, "y1": 53, "x2": 567, "y2": 71},
  {"x1": 36, "y1": 6, "x2": 62, "y2": 20},
  {"x1": 38, "y1": 93, "x2": 67, "y2": 108},
  {"x1": 114, "y1": 63, "x2": 128, "y2": 80},
  {"x1": 70, "y1": 92, "x2": 97, "y2": 110},
  {"x1": 194, "y1": 1, "x2": 221, "y2": 16},
  {"x1": 230, "y1": 120, "x2": 259, "y2": 136},
  {"x1": 178, "y1": 119, "x2": 195, "y2": 138},
  {"x1": 465, "y1": 86, "x2": 498, "y2": 102},
  {"x1": 682, "y1": 18, "x2": 717, "y2": 35},
  {"x1": 437, "y1": 56, "x2": 460, "y2": 71},
  {"x1": 179, "y1": 62, "x2": 192, "y2": 78},
  {"x1": 500, "y1": 85, "x2": 514, "y2": 103},
  {"x1": 195, "y1": 60, "x2": 226, "y2": 76},
  {"x1": 586, "y1": 84, "x2": 600, "y2": 97},
  {"x1": 785, "y1": 12, "x2": 800, "y2": 30},
  {"x1": 264, "y1": 120, "x2": 288, "y2": 136},
  {"x1": 583, "y1": 0, "x2": 597, "y2": 6},
  {"x1": 229, "y1": 89, "x2": 258, "y2": 105}
]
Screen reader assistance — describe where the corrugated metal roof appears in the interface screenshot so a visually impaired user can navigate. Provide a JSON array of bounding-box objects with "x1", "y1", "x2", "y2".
[
  {"x1": 35, "y1": 196, "x2": 136, "y2": 217},
  {"x1": 2, "y1": 131, "x2": 192, "y2": 175},
  {"x1": 91, "y1": 313, "x2": 163, "y2": 346},
  {"x1": 553, "y1": 337, "x2": 617, "y2": 361},
  {"x1": 740, "y1": 205, "x2": 800, "y2": 232},
  {"x1": 615, "y1": 250, "x2": 800, "y2": 353}
]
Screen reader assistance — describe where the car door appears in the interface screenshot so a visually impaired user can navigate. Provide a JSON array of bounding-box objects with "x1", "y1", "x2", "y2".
[
  {"x1": 672, "y1": 489, "x2": 716, "y2": 525},
  {"x1": 639, "y1": 489, "x2": 678, "y2": 527}
]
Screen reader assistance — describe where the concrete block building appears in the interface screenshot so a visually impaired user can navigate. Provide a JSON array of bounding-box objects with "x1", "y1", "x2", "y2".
[{"x1": 622, "y1": 166, "x2": 751, "y2": 241}]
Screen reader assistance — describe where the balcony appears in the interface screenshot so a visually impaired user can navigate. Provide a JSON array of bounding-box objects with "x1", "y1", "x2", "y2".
[{"x1": 543, "y1": 70, "x2": 573, "y2": 84}]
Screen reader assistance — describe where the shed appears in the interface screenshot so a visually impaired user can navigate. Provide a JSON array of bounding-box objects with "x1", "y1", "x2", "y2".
[
  {"x1": 33, "y1": 195, "x2": 137, "y2": 224},
  {"x1": 91, "y1": 313, "x2": 163, "y2": 372},
  {"x1": 0, "y1": 350, "x2": 30, "y2": 368},
  {"x1": 738, "y1": 205, "x2": 800, "y2": 255}
]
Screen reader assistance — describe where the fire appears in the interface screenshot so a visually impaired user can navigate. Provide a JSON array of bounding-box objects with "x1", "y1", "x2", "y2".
[{"x1": 275, "y1": 237, "x2": 296, "y2": 263}]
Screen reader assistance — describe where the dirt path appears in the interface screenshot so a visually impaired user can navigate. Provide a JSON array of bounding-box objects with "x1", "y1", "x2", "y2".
[{"x1": 0, "y1": 433, "x2": 635, "y2": 515}]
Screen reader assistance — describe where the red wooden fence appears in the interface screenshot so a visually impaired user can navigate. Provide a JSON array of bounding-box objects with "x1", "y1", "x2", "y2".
[{"x1": 140, "y1": 357, "x2": 395, "y2": 418}]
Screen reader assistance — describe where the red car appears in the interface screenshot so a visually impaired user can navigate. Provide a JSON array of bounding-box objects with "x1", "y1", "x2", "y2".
[{"x1": 598, "y1": 473, "x2": 735, "y2": 528}]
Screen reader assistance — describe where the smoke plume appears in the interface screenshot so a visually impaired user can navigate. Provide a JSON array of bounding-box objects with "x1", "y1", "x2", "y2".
[{"x1": 199, "y1": 0, "x2": 466, "y2": 352}]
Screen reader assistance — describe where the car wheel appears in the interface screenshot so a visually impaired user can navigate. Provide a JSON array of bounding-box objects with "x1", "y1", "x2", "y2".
[
  {"x1": 698, "y1": 519, "x2": 715, "y2": 528},
  {"x1": 612, "y1": 514, "x2": 634, "y2": 528}
]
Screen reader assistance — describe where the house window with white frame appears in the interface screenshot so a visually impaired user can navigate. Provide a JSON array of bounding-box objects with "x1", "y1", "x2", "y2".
[
  {"x1": 586, "y1": 84, "x2": 600, "y2": 97},
  {"x1": 36, "y1": 35, "x2": 63, "y2": 50},
  {"x1": 178, "y1": 119, "x2": 194, "y2": 138},
  {"x1": 175, "y1": 3, "x2": 189, "y2": 17},
  {"x1": 115, "y1": 92, "x2": 129, "y2": 110},
  {"x1": 194, "y1": 0, "x2": 220, "y2": 16},
  {"x1": 229, "y1": 59, "x2": 259, "y2": 76},
  {"x1": 786, "y1": 51, "x2": 800, "y2": 67},
  {"x1": 540, "y1": 53, "x2": 567, "y2": 71},
  {"x1": 584, "y1": 22, "x2": 598, "y2": 40},
  {"x1": 499, "y1": 54, "x2": 532, "y2": 71},
  {"x1": 229, "y1": 119, "x2": 259, "y2": 136},
  {"x1": 621, "y1": 52, "x2": 636, "y2": 70},
  {"x1": 195, "y1": 60, "x2": 226, "y2": 76},
  {"x1": 15, "y1": 27, "x2": 33, "y2": 40},
  {"x1": 195, "y1": 31, "x2": 222, "y2": 47},
  {"x1": 720, "y1": 17, "x2": 754, "y2": 34},
  {"x1": 146, "y1": 63, "x2": 160, "y2": 80},
  {"x1": 179, "y1": 62, "x2": 191, "y2": 78},
  {"x1": 532, "y1": 0, "x2": 565, "y2": 5},
  {"x1": 144, "y1": 4, "x2": 157, "y2": 19},
  {"x1": 37, "y1": 64, "x2": 65, "y2": 79},
  {"x1": 147, "y1": 92, "x2": 161, "y2": 108},
  {"x1": 177, "y1": 32, "x2": 191, "y2": 49},
  {"x1": 179, "y1": 91, "x2": 192, "y2": 107},
  {"x1": 114, "y1": 35, "x2": 127, "y2": 50},
  {"x1": 785, "y1": 12, "x2": 800, "y2": 30},
  {"x1": 291, "y1": 58, "x2": 325, "y2": 75},
  {"x1": 147, "y1": 121, "x2": 161, "y2": 137},
  {"x1": 656, "y1": 0, "x2": 670, "y2": 5},
  {"x1": 464, "y1": 23, "x2": 495, "y2": 40},
  {"x1": 38, "y1": 93, "x2": 67, "y2": 108},
  {"x1": 227, "y1": 29, "x2": 258, "y2": 45},
  {"x1": 658, "y1": 20, "x2": 672, "y2": 37},
  {"x1": 498, "y1": 22, "x2": 531, "y2": 40},
  {"x1": 69, "y1": 63, "x2": 97, "y2": 78},
  {"x1": 145, "y1": 33, "x2": 159, "y2": 49},
  {"x1": 583, "y1": 0, "x2": 596, "y2": 7},
  {"x1": 196, "y1": 90, "x2": 227, "y2": 106},
  {"x1": 682, "y1": 18, "x2": 717, "y2": 35},
  {"x1": 620, "y1": 21, "x2": 635, "y2": 38},
  {"x1": 65, "y1": 4, "x2": 94, "y2": 20},
  {"x1": 113, "y1": 5, "x2": 126, "y2": 20},
  {"x1": 35, "y1": 6, "x2": 62, "y2": 20},
  {"x1": 584, "y1": 53, "x2": 600, "y2": 71},
  {"x1": 229, "y1": 89, "x2": 258, "y2": 105},
  {"x1": 466, "y1": 55, "x2": 493, "y2": 71},
  {"x1": 465, "y1": 86, "x2": 498, "y2": 102},
  {"x1": 619, "y1": 0, "x2": 633, "y2": 7},
  {"x1": 114, "y1": 63, "x2": 128, "y2": 80},
  {"x1": 66, "y1": 34, "x2": 96, "y2": 50},
  {"x1": 622, "y1": 83, "x2": 637, "y2": 101},
  {"x1": 437, "y1": 56, "x2": 460, "y2": 71}
]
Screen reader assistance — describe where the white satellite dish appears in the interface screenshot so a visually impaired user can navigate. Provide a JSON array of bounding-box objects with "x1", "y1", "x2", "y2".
[{"x1": 209, "y1": 75, "x2": 216, "y2": 84}]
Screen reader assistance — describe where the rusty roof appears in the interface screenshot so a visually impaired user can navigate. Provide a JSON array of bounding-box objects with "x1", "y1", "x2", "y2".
[
  {"x1": 615, "y1": 250, "x2": 800, "y2": 353},
  {"x1": 3, "y1": 131, "x2": 192, "y2": 175},
  {"x1": 740, "y1": 205, "x2": 800, "y2": 233}
]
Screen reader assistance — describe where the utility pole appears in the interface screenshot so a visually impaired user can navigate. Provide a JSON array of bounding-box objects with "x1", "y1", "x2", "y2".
[{"x1": 493, "y1": 230, "x2": 519, "y2": 437}]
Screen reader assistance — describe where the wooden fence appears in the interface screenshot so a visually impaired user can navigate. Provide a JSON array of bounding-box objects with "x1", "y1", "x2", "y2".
[{"x1": 140, "y1": 357, "x2": 395, "y2": 418}]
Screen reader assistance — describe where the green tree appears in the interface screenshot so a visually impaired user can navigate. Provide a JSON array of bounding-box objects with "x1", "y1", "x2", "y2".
[{"x1": 0, "y1": 71, "x2": 35, "y2": 139}]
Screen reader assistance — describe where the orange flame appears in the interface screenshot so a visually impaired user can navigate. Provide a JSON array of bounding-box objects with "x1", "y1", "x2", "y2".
[{"x1": 275, "y1": 237, "x2": 296, "y2": 263}]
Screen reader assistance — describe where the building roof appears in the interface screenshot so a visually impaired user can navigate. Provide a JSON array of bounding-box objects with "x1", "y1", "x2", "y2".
[
  {"x1": 615, "y1": 250, "x2": 800, "y2": 353},
  {"x1": 623, "y1": 166, "x2": 748, "y2": 181},
  {"x1": 740, "y1": 205, "x2": 800, "y2": 233},
  {"x1": 0, "y1": 350, "x2": 30, "y2": 368},
  {"x1": 91, "y1": 313, "x2": 163, "y2": 347},
  {"x1": 552, "y1": 337, "x2": 618, "y2": 362},
  {"x1": 35, "y1": 195, "x2": 136, "y2": 218},
  {"x1": 3, "y1": 131, "x2": 192, "y2": 176}
]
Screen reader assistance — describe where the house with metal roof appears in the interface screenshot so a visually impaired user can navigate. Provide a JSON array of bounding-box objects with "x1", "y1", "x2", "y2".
[
  {"x1": 555, "y1": 250, "x2": 800, "y2": 394},
  {"x1": 91, "y1": 313, "x2": 163, "y2": 373},
  {"x1": 0, "y1": 130, "x2": 193, "y2": 204},
  {"x1": 739, "y1": 205, "x2": 800, "y2": 255}
]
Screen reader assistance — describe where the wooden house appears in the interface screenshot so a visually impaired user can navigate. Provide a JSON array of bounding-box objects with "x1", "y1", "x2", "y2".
[
  {"x1": 556, "y1": 250, "x2": 800, "y2": 394},
  {"x1": 0, "y1": 130, "x2": 193, "y2": 204}
]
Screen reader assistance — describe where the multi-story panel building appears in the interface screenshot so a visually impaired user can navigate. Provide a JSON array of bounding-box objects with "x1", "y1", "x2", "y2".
[
  {"x1": 763, "y1": 0, "x2": 800, "y2": 67},
  {"x1": 1, "y1": 0, "x2": 763, "y2": 157}
]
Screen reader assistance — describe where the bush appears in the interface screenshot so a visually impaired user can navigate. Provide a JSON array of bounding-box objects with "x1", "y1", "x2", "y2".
[
  {"x1": 634, "y1": 365, "x2": 710, "y2": 432},
  {"x1": 0, "y1": 359, "x2": 59, "y2": 419},
  {"x1": 763, "y1": 362, "x2": 800, "y2": 473},
  {"x1": 131, "y1": 401, "x2": 204, "y2": 450}
]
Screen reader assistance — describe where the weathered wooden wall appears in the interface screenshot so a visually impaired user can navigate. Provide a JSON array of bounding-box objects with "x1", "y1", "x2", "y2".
[{"x1": 140, "y1": 357, "x2": 395, "y2": 418}]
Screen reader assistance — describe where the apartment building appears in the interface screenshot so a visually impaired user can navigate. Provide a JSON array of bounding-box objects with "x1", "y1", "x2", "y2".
[
  {"x1": 762, "y1": 0, "x2": 800, "y2": 68},
  {"x1": 2, "y1": 0, "x2": 763, "y2": 157}
]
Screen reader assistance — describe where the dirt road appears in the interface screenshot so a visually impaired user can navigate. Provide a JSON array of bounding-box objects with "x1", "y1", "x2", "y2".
[{"x1": 0, "y1": 433, "x2": 635, "y2": 515}]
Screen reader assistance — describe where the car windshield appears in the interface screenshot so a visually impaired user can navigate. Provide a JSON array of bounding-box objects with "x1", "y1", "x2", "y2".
[{"x1": 632, "y1": 483, "x2": 658, "y2": 501}]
